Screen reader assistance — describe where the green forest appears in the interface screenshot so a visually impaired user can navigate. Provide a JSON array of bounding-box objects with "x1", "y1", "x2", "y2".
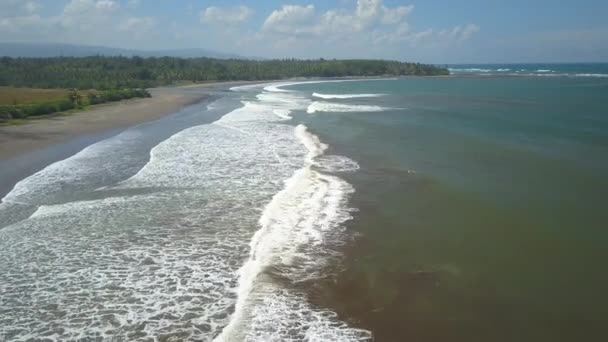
[{"x1": 0, "y1": 56, "x2": 449, "y2": 90}]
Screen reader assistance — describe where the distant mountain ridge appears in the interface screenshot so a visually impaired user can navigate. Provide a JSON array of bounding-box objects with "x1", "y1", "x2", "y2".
[{"x1": 0, "y1": 42, "x2": 244, "y2": 59}]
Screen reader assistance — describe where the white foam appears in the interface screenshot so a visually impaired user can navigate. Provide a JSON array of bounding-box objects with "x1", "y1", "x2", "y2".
[
  {"x1": 229, "y1": 83, "x2": 266, "y2": 92},
  {"x1": 449, "y1": 68, "x2": 491, "y2": 73},
  {"x1": 246, "y1": 290, "x2": 372, "y2": 342},
  {"x1": 232, "y1": 78, "x2": 396, "y2": 94},
  {"x1": 574, "y1": 73, "x2": 608, "y2": 78},
  {"x1": 1, "y1": 97, "x2": 309, "y2": 341},
  {"x1": 273, "y1": 109, "x2": 292, "y2": 119},
  {"x1": 263, "y1": 83, "x2": 293, "y2": 93},
  {"x1": 313, "y1": 92, "x2": 385, "y2": 99},
  {"x1": 1, "y1": 129, "x2": 144, "y2": 207},
  {"x1": 1, "y1": 191, "x2": 250, "y2": 340},
  {"x1": 314, "y1": 155, "x2": 360, "y2": 173},
  {"x1": 307, "y1": 101, "x2": 392, "y2": 114},
  {"x1": 1, "y1": 78, "x2": 369, "y2": 341},
  {"x1": 448, "y1": 69, "x2": 608, "y2": 79},
  {"x1": 215, "y1": 125, "x2": 364, "y2": 341},
  {"x1": 295, "y1": 124, "x2": 328, "y2": 160},
  {"x1": 532, "y1": 73, "x2": 565, "y2": 77}
]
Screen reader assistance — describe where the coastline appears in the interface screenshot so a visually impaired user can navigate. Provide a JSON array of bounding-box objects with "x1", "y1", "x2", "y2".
[
  {"x1": 0, "y1": 82, "x2": 245, "y2": 200},
  {"x1": 0, "y1": 79, "x2": 300, "y2": 200},
  {"x1": 0, "y1": 87, "x2": 208, "y2": 161}
]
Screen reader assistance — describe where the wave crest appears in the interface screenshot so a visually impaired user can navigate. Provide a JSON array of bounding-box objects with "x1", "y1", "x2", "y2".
[
  {"x1": 312, "y1": 92, "x2": 385, "y2": 99},
  {"x1": 215, "y1": 124, "x2": 364, "y2": 341},
  {"x1": 307, "y1": 101, "x2": 392, "y2": 114}
]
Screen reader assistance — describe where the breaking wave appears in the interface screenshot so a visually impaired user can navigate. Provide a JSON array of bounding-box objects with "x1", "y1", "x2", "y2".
[
  {"x1": 216, "y1": 83, "x2": 369, "y2": 341},
  {"x1": 312, "y1": 92, "x2": 385, "y2": 99},
  {"x1": 307, "y1": 101, "x2": 392, "y2": 114},
  {"x1": 0, "y1": 80, "x2": 369, "y2": 341},
  {"x1": 449, "y1": 67, "x2": 608, "y2": 78}
]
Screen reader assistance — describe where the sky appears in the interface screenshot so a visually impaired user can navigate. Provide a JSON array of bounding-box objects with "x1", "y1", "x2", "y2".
[{"x1": 0, "y1": 0, "x2": 607, "y2": 63}]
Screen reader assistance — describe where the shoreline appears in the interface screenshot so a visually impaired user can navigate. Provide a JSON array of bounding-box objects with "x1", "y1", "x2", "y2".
[
  {"x1": 0, "y1": 77, "x2": 383, "y2": 199},
  {"x1": 0, "y1": 79, "x2": 275, "y2": 162},
  {"x1": 0, "y1": 87, "x2": 208, "y2": 161},
  {"x1": 0, "y1": 82, "x2": 246, "y2": 200}
]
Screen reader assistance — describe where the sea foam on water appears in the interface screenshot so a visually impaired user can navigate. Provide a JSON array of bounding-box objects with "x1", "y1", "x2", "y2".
[{"x1": 0, "y1": 80, "x2": 370, "y2": 341}]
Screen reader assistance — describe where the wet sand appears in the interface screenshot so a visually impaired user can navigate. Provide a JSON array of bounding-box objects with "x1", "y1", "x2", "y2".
[
  {"x1": 0, "y1": 88, "x2": 208, "y2": 161},
  {"x1": 0, "y1": 84, "x2": 232, "y2": 199}
]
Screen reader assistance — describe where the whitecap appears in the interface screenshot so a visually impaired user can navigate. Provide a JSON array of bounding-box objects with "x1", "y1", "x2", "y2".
[
  {"x1": 574, "y1": 73, "x2": 608, "y2": 78},
  {"x1": 1, "y1": 79, "x2": 369, "y2": 342},
  {"x1": 312, "y1": 92, "x2": 385, "y2": 99},
  {"x1": 215, "y1": 124, "x2": 366, "y2": 341},
  {"x1": 314, "y1": 155, "x2": 360, "y2": 173},
  {"x1": 307, "y1": 101, "x2": 394, "y2": 114}
]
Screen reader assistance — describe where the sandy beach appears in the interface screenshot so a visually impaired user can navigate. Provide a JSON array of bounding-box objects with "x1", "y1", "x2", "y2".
[
  {"x1": 0, "y1": 80, "x2": 269, "y2": 199},
  {"x1": 0, "y1": 87, "x2": 209, "y2": 161}
]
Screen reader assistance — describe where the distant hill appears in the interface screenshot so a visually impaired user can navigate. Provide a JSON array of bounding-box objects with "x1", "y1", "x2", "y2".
[{"x1": 0, "y1": 42, "x2": 244, "y2": 59}]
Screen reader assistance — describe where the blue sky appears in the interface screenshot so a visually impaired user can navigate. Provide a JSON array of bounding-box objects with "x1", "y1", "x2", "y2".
[{"x1": 1, "y1": 0, "x2": 607, "y2": 63}]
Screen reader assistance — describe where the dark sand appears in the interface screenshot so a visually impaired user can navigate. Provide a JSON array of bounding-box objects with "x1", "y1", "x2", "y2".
[
  {"x1": 0, "y1": 88, "x2": 208, "y2": 160},
  {"x1": 0, "y1": 85, "x2": 220, "y2": 199}
]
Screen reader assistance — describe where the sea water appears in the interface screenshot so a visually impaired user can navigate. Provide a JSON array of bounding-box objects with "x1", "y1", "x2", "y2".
[
  {"x1": 1, "y1": 66, "x2": 608, "y2": 341},
  {"x1": 0, "y1": 82, "x2": 371, "y2": 341},
  {"x1": 285, "y1": 68, "x2": 608, "y2": 341}
]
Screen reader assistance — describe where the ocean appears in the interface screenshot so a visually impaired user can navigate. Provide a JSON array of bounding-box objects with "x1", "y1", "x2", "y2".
[{"x1": 1, "y1": 64, "x2": 607, "y2": 341}]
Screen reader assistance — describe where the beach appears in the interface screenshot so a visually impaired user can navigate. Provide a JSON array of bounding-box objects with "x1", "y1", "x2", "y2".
[
  {"x1": 0, "y1": 82, "x2": 264, "y2": 199},
  {"x1": 0, "y1": 87, "x2": 208, "y2": 161}
]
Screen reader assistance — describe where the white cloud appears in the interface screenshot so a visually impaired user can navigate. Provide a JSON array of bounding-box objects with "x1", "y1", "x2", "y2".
[
  {"x1": 24, "y1": 1, "x2": 40, "y2": 13},
  {"x1": 60, "y1": 0, "x2": 122, "y2": 31},
  {"x1": 0, "y1": 14, "x2": 48, "y2": 34},
  {"x1": 261, "y1": 1, "x2": 414, "y2": 36},
  {"x1": 0, "y1": 0, "x2": 41, "y2": 17},
  {"x1": 355, "y1": 0, "x2": 380, "y2": 22},
  {"x1": 63, "y1": 0, "x2": 118, "y2": 18},
  {"x1": 95, "y1": 0, "x2": 119, "y2": 11},
  {"x1": 381, "y1": 5, "x2": 414, "y2": 25},
  {"x1": 412, "y1": 29, "x2": 434, "y2": 42},
  {"x1": 460, "y1": 24, "x2": 480, "y2": 41},
  {"x1": 258, "y1": 0, "x2": 479, "y2": 52},
  {"x1": 438, "y1": 24, "x2": 480, "y2": 42},
  {"x1": 317, "y1": 0, "x2": 385, "y2": 34},
  {"x1": 119, "y1": 16, "x2": 155, "y2": 34},
  {"x1": 262, "y1": 5, "x2": 316, "y2": 34},
  {"x1": 201, "y1": 6, "x2": 254, "y2": 25},
  {"x1": 0, "y1": 0, "x2": 482, "y2": 61},
  {"x1": 0, "y1": 0, "x2": 158, "y2": 48}
]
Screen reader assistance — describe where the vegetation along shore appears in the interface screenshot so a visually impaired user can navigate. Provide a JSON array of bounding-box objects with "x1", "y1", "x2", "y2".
[
  {"x1": 0, "y1": 56, "x2": 447, "y2": 124},
  {"x1": 0, "y1": 87, "x2": 150, "y2": 123}
]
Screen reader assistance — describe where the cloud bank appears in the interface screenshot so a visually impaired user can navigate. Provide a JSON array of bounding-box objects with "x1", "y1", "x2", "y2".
[
  {"x1": 0, "y1": 0, "x2": 484, "y2": 61},
  {"x1": 246, "y1": 0, "x2": 480, "y2": 59},
  {"x1": 201, "y1": 6, "x2": 254, "y2": 25}
]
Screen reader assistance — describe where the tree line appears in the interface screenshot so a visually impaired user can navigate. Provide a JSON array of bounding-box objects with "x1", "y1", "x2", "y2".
[
  {"x1": 0, "y1": 56, "x2": 449, "y2": 90},
  {"x1": 0, "y1": 88, "x2": 150, "y2": 121}
]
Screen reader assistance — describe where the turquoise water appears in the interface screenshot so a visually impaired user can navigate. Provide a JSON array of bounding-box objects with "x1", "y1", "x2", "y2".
[{"x1": 287, "y1": 74, "x2": 608, "y2": 341}]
